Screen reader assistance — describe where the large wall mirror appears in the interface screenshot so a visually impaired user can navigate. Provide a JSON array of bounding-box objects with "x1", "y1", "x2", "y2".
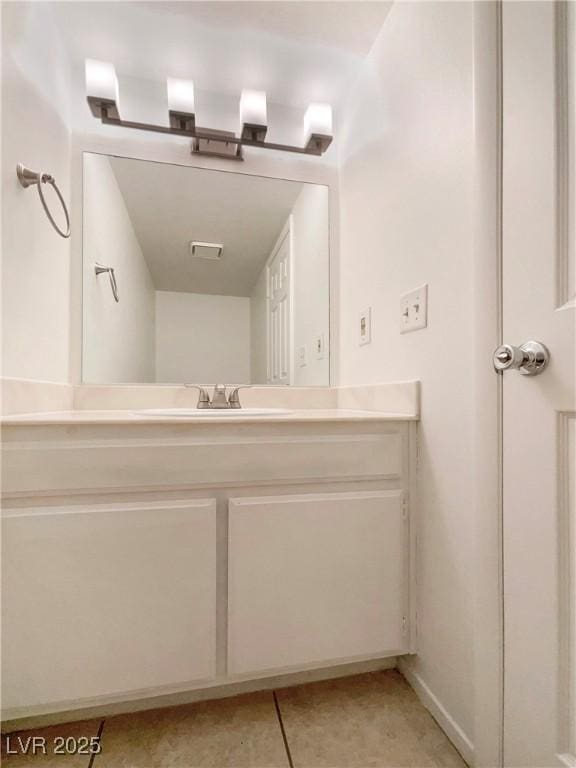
[{"x1": 82, "y1": 153, "x2": 330, "y2": 385}]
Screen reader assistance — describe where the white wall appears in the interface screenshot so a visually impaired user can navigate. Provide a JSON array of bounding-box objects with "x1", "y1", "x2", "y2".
[
  {"x1": 292, "y1": 185, "x2": 330, "y2": 386},
  {"x1": 155, "y1": 291, "x2": 250, "y2": 384},
  {"x1": 1, "y1": 2, "x2": 72, "y2": 382},
  {"x1": 338, "y1": 1, "x2": 475, "y2": 756},
  {"x1": 82, "y1": 154, "x2": 155, "y2": 383}
]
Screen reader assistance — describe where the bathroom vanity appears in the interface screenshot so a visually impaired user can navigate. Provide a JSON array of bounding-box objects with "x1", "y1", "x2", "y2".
[{"x1": 1, "y1": 408, "x2": 417, "y2": 724}]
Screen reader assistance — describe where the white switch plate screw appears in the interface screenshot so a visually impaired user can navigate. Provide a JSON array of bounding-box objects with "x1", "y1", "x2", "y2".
[{"x1": 400, "y1": 284, "x2": 428, "y2": 334}]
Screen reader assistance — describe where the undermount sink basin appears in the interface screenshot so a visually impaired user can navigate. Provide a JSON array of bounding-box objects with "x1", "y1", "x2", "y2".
[{"x1": 136, "y1": 408, "x2": 293, "y2": 418}]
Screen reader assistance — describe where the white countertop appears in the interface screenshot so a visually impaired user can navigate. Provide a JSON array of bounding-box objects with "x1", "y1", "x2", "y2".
[{"x1": 1, "y1": 408, "x2": 418, "y2": 426}]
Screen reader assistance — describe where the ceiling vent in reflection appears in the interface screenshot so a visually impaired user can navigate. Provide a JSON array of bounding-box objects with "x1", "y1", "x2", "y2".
[{"x1": 189, "y1": 241, "x2": 224, "y2": 260}]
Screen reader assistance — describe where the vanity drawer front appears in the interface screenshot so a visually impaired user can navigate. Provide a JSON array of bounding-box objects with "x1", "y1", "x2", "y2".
[
  {"x1": 228, "y1": 490, "x2": 407, "y2": 676},
  {"x1": 1, "y1": 425, "x2": 404, "y2": 494},
  {"x1": 1, "y1": 499, "x2": 217, "y2": 714}
]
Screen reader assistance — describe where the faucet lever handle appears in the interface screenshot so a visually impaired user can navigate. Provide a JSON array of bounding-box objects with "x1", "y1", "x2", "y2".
[
  {"x1": 184, "y1": 384, "x2": 211, "y2": 409},
  {"x1": 228, "y1": 385, "x2": 250, "y2": 409}
]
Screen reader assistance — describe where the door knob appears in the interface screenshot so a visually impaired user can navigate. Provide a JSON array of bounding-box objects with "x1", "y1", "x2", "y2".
[{"x1": 493, "y1": 341, "x2": 550, "y2": 375}]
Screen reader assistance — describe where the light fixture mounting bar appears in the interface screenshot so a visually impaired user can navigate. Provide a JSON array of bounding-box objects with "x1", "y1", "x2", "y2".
[{"x1": 98, "y1": 108, "x2": 331, "y2": 157}]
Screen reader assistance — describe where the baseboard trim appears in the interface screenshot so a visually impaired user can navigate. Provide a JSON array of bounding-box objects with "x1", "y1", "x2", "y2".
[
  {"x1": 398, "y1": 658, "x2": 474, "y2": 766},
  {"x1": 2, "y1": 656, "x2": 397, "y2": 733}
]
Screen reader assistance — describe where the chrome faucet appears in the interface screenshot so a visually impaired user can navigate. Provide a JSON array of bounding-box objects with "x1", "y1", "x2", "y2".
[
  {"x1": 185, "y1": 384, "x2": 248, "y2": 409},
  {"x1": 210, "y1": 384, "x2": 229, "y2": 409}
]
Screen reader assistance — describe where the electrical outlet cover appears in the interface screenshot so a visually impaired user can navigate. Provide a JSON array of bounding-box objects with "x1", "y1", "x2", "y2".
[{"x1": 297, "y1": 345, "x2": 307, "y2": 367}]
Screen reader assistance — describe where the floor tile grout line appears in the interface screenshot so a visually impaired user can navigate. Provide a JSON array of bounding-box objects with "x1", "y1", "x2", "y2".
[
  {"x1": 272, "y1": 690, "x2": 295, "y2": 768},
  {"x1": 87, "y1": 719, "x2": 106, "y2": 768}
]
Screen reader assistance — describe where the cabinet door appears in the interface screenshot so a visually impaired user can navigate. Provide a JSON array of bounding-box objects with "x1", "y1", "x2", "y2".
[
  {"x1": 2, "y1": 499, "x2": 216, "y2": 713},
  {"x1": 228, "y1": 490, "x2": 406, "y2": 676}
]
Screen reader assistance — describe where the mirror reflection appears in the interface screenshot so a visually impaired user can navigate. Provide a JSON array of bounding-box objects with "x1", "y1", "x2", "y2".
[{"x1": 82, "y1": 153, "x2": 329, "y2": 385}]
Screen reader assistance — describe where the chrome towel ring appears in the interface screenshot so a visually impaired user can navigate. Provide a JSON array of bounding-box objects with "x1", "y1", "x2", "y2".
[
  {"x1": 95, "y1": 263, "x2": 119, "y2": 303},
  {"x1": 17, "y1": 163, "x2": 71, "y2": 239}
]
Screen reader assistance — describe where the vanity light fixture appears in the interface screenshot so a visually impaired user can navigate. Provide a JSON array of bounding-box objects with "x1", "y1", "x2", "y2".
[{"x1": 85, "y1": 59, "x2": 333, "y2": 160}]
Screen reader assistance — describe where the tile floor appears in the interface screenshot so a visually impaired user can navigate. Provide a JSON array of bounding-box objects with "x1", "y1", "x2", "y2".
[{"x1": 1, "y1": 670, "x2": 467, "y2": 768}]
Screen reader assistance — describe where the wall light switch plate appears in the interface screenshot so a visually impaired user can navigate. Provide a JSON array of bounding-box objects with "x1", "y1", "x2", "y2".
[
  {"x1": 297, "y1": 345, "x2": 307, "y2": 367},
  {"x1": 400, "y1": 284, "x2": 428, "y2": 334},
  {"x1": 359, "y1": 307, "x2": 372, "y2": 345},
  {"x1": 314, "y1": 334, "x2": 325, "y2": 360}
]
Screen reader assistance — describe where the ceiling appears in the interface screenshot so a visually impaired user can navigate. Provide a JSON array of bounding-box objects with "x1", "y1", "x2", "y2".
[
  {"x1": 134, "y1": 2, "x2": 392, "y2": 56},
  {"x1": 50, "y1": 1, "x2": 392, "y2": 110},
  {"x1": 108, "y1": 156, "x2": 306, "y2": 296}
]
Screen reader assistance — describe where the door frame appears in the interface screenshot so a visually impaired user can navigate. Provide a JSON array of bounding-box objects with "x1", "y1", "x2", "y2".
[
  {"x1": 265, "y1": 216, "x2": 294, "y2": 385},
  {"x1": 472, "y1": 3, "x2": 504, "y2": 766}
]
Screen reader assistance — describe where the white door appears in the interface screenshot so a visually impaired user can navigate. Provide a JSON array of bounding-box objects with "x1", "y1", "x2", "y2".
[
  {"x1": 267, "y1": 221, "x2": 292, "y2": 385},
  {"x1": 502, "y1": 3, "x2": 576, "y2": 766}
]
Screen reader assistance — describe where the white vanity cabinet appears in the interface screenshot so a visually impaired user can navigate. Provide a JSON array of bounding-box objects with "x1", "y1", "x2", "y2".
[
  {"x1": 228, "y1": 490, "x2": 407, "y2": 675},
  {"x1": 1, "y1": 499, "x2": 217, "y2": 712},
  {"x1": 0, "y1": 413, "x2": 416, "y2": 723}
]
